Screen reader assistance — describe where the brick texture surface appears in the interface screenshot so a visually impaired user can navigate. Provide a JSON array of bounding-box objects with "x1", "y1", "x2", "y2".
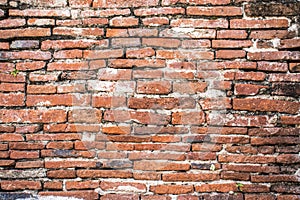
[{"x1": 0, "y1": 0, "x2": 299, "y2": 199}]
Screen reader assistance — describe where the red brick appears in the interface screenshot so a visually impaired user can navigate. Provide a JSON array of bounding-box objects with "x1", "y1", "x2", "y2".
[
  {"x1": 0, "y1": 42, "x2": 9, "y2": 49},
  {"x1": 234, "y1": 83, "x2": 268, "y2": 95},
  {"x1": 162, "y1": 0, "x2": 231, "y2": 5},
  {"x1": 221, "y1": 172, "x2": 250, "y2": 181},
  {"x1": 66, "y1": 181, "x2": 99, "y2": 190},
  {"x1": 230, "y1": 19, "x2": 289, "y2": 29},
  {"x1": 134, "y1": 161, "x2": 189, "y2": 171},
  {"x1": 0, "y1": 28, "x2": 50, "y2": 39},
  {"x1": 53, "y1": 27, "x2": 104, "y2": 37},
  {"x1": 135, "y1": 7, "x2": 184, "y2": 16},
  {"x1": 216, "y1": 50, "x2": 246, "y2": 59},
  {"x1": 81, "y1": 9, "x2": 131, "y2": 18},
  {"x1": 171, "y1": 18, "x2": 228, "y2": 28},
  {"x1": 245, "y1": 194, "x2": 275, "y2": 200},
  {"x1": 233, "y1": 98, "x2": 299, "y2": 114},
  {"x1": 10, "y1": 151, "x2": 39, "y2": 159},
  {"x1": 28, "y1": 133, "x2": 81, "y2": 141},
  {"x1": 217, "y1": 30, "x2": 248, "y2": 39},
  {"x1": 289, "y1": 63, "x2": 300, "y2": 72},
  {"x1": 0, "y1": 160, "x2": 15, "y2": 167},
  {"x1": 133, "y1": 172, "x2": 161, "y2": 180},
  {"x1": 27, "y1": 18, "x2": 55, "y2": 26},
  {"x1": 181, "y1": 39, "x2": 210, "y2": 48},
  {"x1": 130, "y1": 151, "x2": 184, "y2": 160},
  {"x1": 141, "y1": 196, "x2": 171, "y2": 200},
  {"x1": 0, "y1": 62, "x2": 22, "y2": 72},
  {"x1": 9, "y1": 142, "x2": 44, "y2": 150},
  {"x1": 45, "y1": 160, "x2": 96, "y2": 169},
  {"x1": 16, "y1": 61, "x2": 45, "y2": 71},
  {"x1": 19, "y1": 0, "x2": 67, "y2": 7},
  {"x1": 163, "y1": 173, "x2": 219, "y2": 182},
  {"x1": 15, "y1": 161, "x2": 44, "y2": 168},
  {"x1": 173, "y1": 81, "x2": 207, "y2": 94},
  {"x1": 187, "y1": 6, "x2": 242, "y2": 16},
  {"x1": 84, "y1": 49, "x2": 123, "y2": 59},
  {"x1": 100, "y1": 194, "x2": 139, "y2": 200},
  {"x1": 0, "y1": 83, "x2": 24, "y2": 92},
  {"x1": 143, "y1": 38, "x2": 180, "y2": 48},
  {"x1": 46, "y1": 141, "x2": 73, "y2": 149},
  {"x1": 47, "y1": 170, "x2": 76, "y2": 178},
  {"x1": 0, "y1": 93, "x2": 24, "y2": 106},
  {"x1": 212, "y1": 40, "x2": 252, "y2": 48},
  {"x1": 106, "y1": 28, "x2": 129, "y2": 37},
  {"x1": 68, "y1": 109, "x2": 102, "y2": 123},
  {"x1": 27, "y1": 85, "x2": 56, "y2": 94},
  {"x1": 278, "y1": 195, "x2": 300, "y2": 200},
  {"x1": 280, "y1": 116, "x2": 300, "y2": 125},
  {"x1": 248, "y1": 51, "x2": 300, "y2": 61},
  {"x1": 98, "y1": 69, "x2": 131, "y2": 81},
  {"x1": 252, "y1": 175, "x2": 299, "y2": 183},
  {"x1": 160, "y1": 28, "x2": 215, "y2": 39},
  {"x1": 92, "y1": 95, "x2": 126, "y2": 108},
  {"x1": 137, "y1": 81, "x2": 171, "y2": 94},
  {"x1": 199, "y1": 98, "x2": 232, "y2": 110},
  {"x1": 57, "y1": 83, "x2": 86, "y2": 93},
  {"x1": 0, "y1": 109, "x2": 66, "y2": 123},
  {"x1": 29, "y1": 73, "x2": 59, "y2": 82},
  {"x1": 150, "y1": 185, "x2": 194, "y2": 194},
  {"x1": 100, "y1": 181, "x2": 146, "y2": 192},
  {"x1": 126, "y1": 48, "x2": 155, "y2": 58},
  {"x1": 10, "y1": 9, "x2": 70, "y2": 17},
  {"x1": 69, "y1": 0, "x2": 92, "y2": 7},
  {"x1": 1, "y1": 51, "x2": 51, "y2": 60},
  {"x1": 102, "y1": 125, "x2": 131, "y2": 135},
  {"x1": 219, "y1": 154, "x2": 276, "y2": 163},
  {"x1": 235, "y1": 72, "x2": 266, "y2": 81},
  {"x1": 56, "y1": 19, "x2": 81, "y2": 26},
  {"x1": 77, "y1": 170, "x2": 132, "y2": 178},
  {"x1": 75, "y1": 141, "x2": 105, "y2": 150},
  {"x1": 109, "y1": 59, "x2": 165, "y2": 68},
  {"x1": 172, "y1": 111, "x2": 205, "y2": 125},
  {"x1": 110, "y1": 17, "x2": 139, "y2": 27},
  {"x1": 199, "y1": 61, "x2": 256, "y2": 70},
  {"x1": 42, "y1": 39, "x2": 108, "y2": 50},
  {"x1": 39, "y1": 191, "x2": 98, "y2": 200},
  {"x1": 111, "y1": 38, "x2": 140, "y2": 47},
  {"x1": 143, "y1": 17, "x2": 169, "y2": 26},
  {"x1": 0, "y1": 18, "x2": 25, "y2": 28},
  {"x1": 250, "y1": 30, "x2": 292, "y2": 39},
  {"x1": 53, "y1": 50, "x2": 83, "y2": 59},
  {"x1": 257, "y1": 62, "x2": 288, "y2": 72},
  {"x1": 279, "y1": 38, "x2": 300, "y2": 49},
  {"x1": 195, "y1": 183, "x2": 237, "y2": 193},
  {"x1": 129, "y1": 97, "x2": 195, "y2": 110},
  {"x1": 1, "y1": 180, "x2": 41, "y2": 190},
  {"x1": 26, "y1": 94, "x2": 90, "y2": 107},
  {"x1": 44, "y1": 181, "x2": 63, "y2": 190},
  {"x1": 223, "y1": 164, "x2": 279, "y2": 173},
  {"x1": 269, "y1": 73, "x2": 300, "y2": 82}
]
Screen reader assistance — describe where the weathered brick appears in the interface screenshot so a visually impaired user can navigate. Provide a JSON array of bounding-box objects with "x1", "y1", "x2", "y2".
[
  {"x1": 150, "y1": 185, "x2": 194, "y2": 194},
  {"x1": 93, "y1": 0, "x2": 159, "y2": 8},
  {"x1": 230, "y1": 19, "x2": 289, "y2": 29},
  {"x1": 171, "y1": 18, "x2": 228, "y2": 28},
  {"x1": 187, "y1": 6, "x2": 242, "y2": 16},
  {"x1": 233, "y1": 98, "x2": 300, "y2": 114}
]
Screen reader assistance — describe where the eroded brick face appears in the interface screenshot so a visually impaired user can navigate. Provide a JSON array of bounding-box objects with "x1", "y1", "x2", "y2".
[{"x1": 0, "y1": 0, "x2": 299, "y2": 199}]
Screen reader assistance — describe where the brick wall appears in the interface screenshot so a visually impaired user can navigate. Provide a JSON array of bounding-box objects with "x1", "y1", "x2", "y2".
[{"x1": 0, "y1": 0, "x2": 299, "y2": 199}]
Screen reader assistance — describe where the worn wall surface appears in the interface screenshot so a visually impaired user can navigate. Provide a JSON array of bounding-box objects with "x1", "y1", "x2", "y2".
[{"x1": 0, "y1": 0, "x2": 299, "y2": 199}]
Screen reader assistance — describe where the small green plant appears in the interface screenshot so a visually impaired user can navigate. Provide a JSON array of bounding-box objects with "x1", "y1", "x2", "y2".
[
  {"x1": 236, "y1": 183, "x2": 244, "y2": 191},
  {"x1": 210, "y1": 164, "x2": 216, "y2": 171},
  {"x1": 11, "y1": 68, "x2": 19, "y2": 77}
]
